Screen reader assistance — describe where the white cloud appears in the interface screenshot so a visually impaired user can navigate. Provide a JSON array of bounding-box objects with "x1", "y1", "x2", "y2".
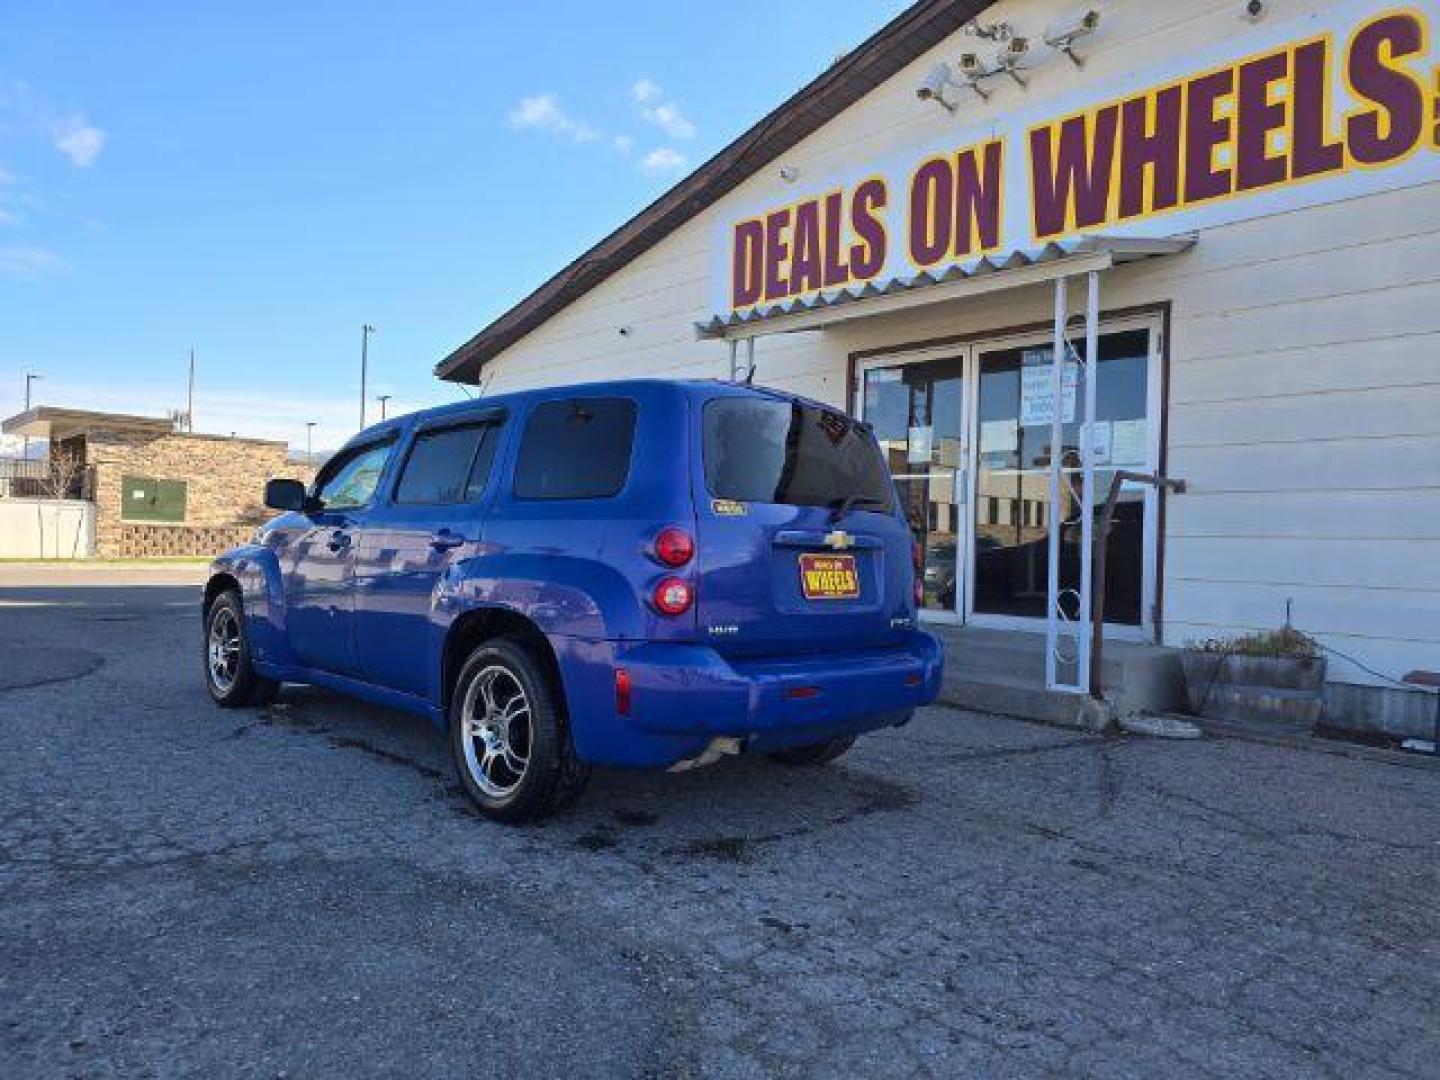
[
  {"x1": 630, "y1": 78, "x2": 696, "y2": 140},
  {"x1": 640, "y1": 147, "x2": 687, "y2": 175},
  {"x1": 0, "y1": 83, "x2": 106, "y2": 167},
  {"x1": 52, "y1": 116, "x2": 106, "y2": 167},
  {"x1": 612, "y1": 134, "x2": 635, "y2": 156},
  {"x1": 641, "y1": 101, "x2": 695, "y2": 140},
  {"x1": 0, "y1": 244, "x2": 66, "y2": 277},
  {"x1": 507, "y1": 93, "x2": 600, "y2": 143},
  {"x1": 632, "y1": 78, "x2": 662, "y2": 104}
]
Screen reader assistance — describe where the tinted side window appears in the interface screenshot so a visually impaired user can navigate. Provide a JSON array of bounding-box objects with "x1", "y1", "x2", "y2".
[
  {"x1": 514, "y1": 399, "x2": 636, "y2": 500},
  {"x1": 395, "y1": 424, "x2": 493, "y2": 505},
  {"x1": 314, "y1": 438, "x2": 394, "y2": 511}
]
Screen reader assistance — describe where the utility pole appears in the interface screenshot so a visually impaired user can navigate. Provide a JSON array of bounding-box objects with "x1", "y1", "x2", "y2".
[
  {"x1": 359, "y1": 324, "x2": 376, "y2": 430},
  {"x1": 22, "y1": 373, "x2": 41, "y2": 459},
  {"x1": 305, "y1": 422, "x2": 316, "y2": 462},
  {"x1": 186, "y1": 348, "x2": 196, "y2": 432},
  {"x1": 377, "y1": 394, "x2": 391, "y2": 421}
]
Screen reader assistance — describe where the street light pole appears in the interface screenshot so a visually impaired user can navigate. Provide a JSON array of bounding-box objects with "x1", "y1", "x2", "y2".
[
  {"x1": 305, "y1": 421, "x2": 317, "y2": 462},
  {"x1": 22, "y1": 373, "x2": 41, "y2": 459},
  {"x1": 377, "y1": 394, "x2": 391, "y2": 421},
  {"x1": 359, "y1": 324, "x2": 376, "y2": 430}
]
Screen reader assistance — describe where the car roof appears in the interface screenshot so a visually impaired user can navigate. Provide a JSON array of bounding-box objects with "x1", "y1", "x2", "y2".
[{"x1": 336, "y1": 378, "x2": 833, "y2": 454}]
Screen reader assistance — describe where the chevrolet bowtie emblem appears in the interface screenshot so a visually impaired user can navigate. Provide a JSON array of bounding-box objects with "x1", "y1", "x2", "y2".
[{"x1": 823, "y1": 529, "x2": 854, "y2": 551}]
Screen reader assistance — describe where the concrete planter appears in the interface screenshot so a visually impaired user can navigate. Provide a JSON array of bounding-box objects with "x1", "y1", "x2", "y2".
[{"x1": 1180, "y1": 651, "x2": 1327, "y2": 731}]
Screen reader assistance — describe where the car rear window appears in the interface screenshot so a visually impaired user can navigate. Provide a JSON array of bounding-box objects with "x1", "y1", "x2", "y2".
[
  {"x1": 514, "y1": 398, "x2": 637, "y2": 500},
  {"x1": 703, "y1": 397, "x2": 894, "y2": 513},
  {"x1": 394, "y1": 423, "x2": 499, "y2": 505}
]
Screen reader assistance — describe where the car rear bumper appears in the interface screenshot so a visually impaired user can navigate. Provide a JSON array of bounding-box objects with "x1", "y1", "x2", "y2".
[{"x1": 555, "y1": 630, "x2": 944, "y2": 768}]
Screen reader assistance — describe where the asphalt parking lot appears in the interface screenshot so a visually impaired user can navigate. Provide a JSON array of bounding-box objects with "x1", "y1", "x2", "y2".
[{"x1": 2, "y1": 571, "x2": 1438, "y2": 1078}]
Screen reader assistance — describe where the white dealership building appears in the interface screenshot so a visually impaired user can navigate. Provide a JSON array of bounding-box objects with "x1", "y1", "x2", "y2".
[{"x1": 438, "y1": 0, "x2": 1440, "y2": 733}]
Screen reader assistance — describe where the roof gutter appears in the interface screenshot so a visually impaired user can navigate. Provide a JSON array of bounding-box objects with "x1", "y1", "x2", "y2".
[{"x1": 435, "y1": 0, "x2": 995, "y2": 384}]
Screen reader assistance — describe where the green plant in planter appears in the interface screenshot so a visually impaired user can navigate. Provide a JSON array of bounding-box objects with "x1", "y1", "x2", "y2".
[
  {"x1": 1181, "y1": 624, "x2": 1326, "y2": 728},
  {"x1": 1186, "y1": 626, "x2": 1320, "y2": 659}
]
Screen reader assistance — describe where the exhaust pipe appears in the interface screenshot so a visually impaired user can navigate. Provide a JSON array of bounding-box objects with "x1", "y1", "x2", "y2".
[{"x1": 668, "y1": 736, "x2": 743, "y2": 773}]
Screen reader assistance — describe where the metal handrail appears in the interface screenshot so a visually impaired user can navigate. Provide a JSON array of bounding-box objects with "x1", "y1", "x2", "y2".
[{"x1": 1088, "y1": 470, "x2": 1187, "y2": 701}]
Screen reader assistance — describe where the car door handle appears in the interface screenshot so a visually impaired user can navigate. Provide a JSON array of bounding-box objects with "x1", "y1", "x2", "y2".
[
  {"x1": 327, "y1": 530, "x2": 351, "y2": 553},
  {"x1": 429, "y1": 530, "x2": 465, "y2": 551}
]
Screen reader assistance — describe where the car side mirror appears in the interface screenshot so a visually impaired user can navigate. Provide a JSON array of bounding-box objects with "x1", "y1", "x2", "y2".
[{"x1": 264, "y1": 477, "x2": 309, "y2": 513}]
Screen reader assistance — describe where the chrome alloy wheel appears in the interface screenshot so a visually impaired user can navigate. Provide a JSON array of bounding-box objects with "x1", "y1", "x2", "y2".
[
  {"x1": 207, "y1": 605, "x2": 242, "y2": 694},
  {"x1": 460, "y1": 664, "x2": 533, "y2": 798}
]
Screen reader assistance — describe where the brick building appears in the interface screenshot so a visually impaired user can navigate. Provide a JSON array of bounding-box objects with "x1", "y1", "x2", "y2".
[{"x1": 1, "y1": 407, "x2": 314, "y2": 557}]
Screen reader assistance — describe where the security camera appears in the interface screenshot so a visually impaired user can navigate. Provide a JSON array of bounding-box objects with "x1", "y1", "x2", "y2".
[
  {"x1": 916, "y1": 62, "x2": 960, "y2": 113},
  {"x1": 1241, "y1": 0, "x2": 1266, "y2": 21},
  {"x1": 778, "y1": 165, "x2": 799, "y2": 182},
  {"x1": 996, "y1": 36, "x2": 1031, "y2": 87},
  {"x1": 1045, "y1": 9, "x2": 1101, "y2": 67},
  {"x1": 955, "y1": 53, "x2": 994, "y2": 99},
  {"x1": 1046, "y1": 9, "x2": 1101, "y2": 41},
  {"x1": 963, "y1": 19, "x2": 1014, "y2": 41}
]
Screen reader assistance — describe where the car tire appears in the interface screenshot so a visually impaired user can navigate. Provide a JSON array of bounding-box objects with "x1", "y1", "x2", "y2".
[
  {"x1": 203, "y1": 589, "x2": 281, "y2": 707},
  {"x1": 767, "y1": 735, "x2": 856, "y2": 766},
  {"x1": 449, "y1": 636, "x2": 590, "y2": 823}
]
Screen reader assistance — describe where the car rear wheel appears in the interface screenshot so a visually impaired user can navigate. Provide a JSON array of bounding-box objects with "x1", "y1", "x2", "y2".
[
  {"x1": 767, "y1": 735, "x2": 856, "y2": 766},
  {"x1": 448, "y1": 636, "x2": 589, "y2": 823},
  {"x1": 203, "y1": 589, "x2": 279, "y2": 707}
]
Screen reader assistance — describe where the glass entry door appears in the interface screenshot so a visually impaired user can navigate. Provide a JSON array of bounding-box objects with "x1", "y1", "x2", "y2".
[
  {"x1": 862, "y1": 354, "x2": 968, "y2": 620},
  {"x1": 971, "y1": 324, "x2": 1157, "y2": 630},
  {"x1": 858, "y1": 315, "x2": 1160, "y2": 637}
]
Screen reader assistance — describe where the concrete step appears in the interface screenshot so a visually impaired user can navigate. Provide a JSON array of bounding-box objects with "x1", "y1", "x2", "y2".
[
  {"x1": 940, "y1": 671, "x2": 1089, "y2": 727},
  {"x1": 930, "y1": 623, "x2": 1186, "y2": 726}
]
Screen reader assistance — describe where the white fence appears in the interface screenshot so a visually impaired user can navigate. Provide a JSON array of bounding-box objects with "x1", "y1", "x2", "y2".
[{"x1": 0, "y1": 499, "x2": 95, "y2": 559}]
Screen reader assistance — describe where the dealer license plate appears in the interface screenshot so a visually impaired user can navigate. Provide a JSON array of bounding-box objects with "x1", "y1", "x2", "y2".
[{"x1": 799, "y1": 554, "x2": 860, "y2": 600}]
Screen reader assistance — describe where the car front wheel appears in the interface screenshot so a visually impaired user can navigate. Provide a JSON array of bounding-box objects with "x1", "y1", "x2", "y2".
[
  {"x1": 203, "y1": 589, "x2": 279, "y2": 707},
  {"x1": 449, "y1": 637, "x2": 589, "y2": 823}
]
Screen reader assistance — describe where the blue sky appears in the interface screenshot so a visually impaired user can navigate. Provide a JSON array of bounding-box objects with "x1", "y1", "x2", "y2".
[{"x1": 0, "y1": 1, "x2": 908, "y2": 453}]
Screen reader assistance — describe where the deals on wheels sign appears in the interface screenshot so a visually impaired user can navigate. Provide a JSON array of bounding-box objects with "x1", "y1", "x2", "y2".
[{"x1": 714, "y1": 1, "x2": 1440, "y2": 315}]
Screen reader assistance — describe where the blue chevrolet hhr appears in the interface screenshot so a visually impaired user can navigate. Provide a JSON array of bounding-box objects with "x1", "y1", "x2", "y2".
[{"x1": 202, "y1": 380, "x2": 942, "y2": 821}]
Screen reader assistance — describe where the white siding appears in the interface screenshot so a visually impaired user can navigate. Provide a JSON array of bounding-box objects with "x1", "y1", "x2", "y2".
[{"x1": 475, "y1": 0, "x2": 1440, "y2": 689}]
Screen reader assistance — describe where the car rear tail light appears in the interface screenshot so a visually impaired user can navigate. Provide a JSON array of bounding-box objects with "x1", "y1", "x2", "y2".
[
  {"x1": 785, "y1": 686, "x2": 821, "y2": 700},
  {"x1": 653, "y1": 526, "x2": 695, "y2": 567},
  {"x1": 615, "y1": 668, "x2": 632, "y2": 716},
  {"x1": 652, "y1": 576, "x2": 694, "y2": 616}
]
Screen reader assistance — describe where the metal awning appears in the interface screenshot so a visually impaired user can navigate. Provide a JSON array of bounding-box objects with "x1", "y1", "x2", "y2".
[{"x1": 694, "y1": 233, "x2": 1196, "y2": 341}]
